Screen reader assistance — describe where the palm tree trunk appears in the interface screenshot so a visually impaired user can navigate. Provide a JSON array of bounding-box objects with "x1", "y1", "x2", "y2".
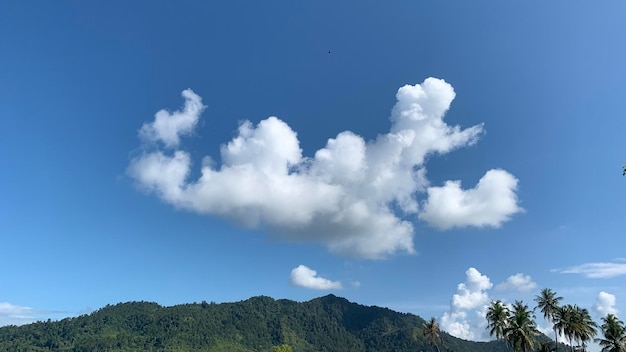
[{"x1": 554, "y1": 327, "x2": 558, "y2": 352}]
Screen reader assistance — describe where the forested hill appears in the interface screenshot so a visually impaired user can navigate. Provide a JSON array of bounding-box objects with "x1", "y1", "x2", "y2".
[{"x1": 0, "y1": 294, "x2": 509, "y2": 352}]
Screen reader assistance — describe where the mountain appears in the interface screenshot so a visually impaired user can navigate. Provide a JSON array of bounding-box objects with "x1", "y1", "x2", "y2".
[{"x1": 0, "y1": 294, "x2": 511, "y2": 351}]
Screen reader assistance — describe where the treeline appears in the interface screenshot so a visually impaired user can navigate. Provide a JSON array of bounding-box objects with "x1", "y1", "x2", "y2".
[
  {"x1": 0, "y1": 294, "x2": 509, "y2": 352},
  {"x1": 485, "y1": 288, "x2": 626, "y2": 352}
]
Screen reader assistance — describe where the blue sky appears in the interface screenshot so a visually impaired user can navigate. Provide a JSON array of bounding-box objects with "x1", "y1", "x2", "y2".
[{"x1": 1, "y1": 1, "x2": 625, "y2": 348}]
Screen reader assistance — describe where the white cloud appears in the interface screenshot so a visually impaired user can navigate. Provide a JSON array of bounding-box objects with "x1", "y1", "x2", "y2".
[
  {"x1": 139, "y1": 89, "x2": 205, "y2": 148},
  {"x1": 289, "y1": 265, "x2": 342, "y2": 290},
  {"x1": 441, "y1": 268, "x2": 492, "y2": 341},
  {"x1": 420, "y1": 169, "x2": 522, "y2": 230},
  {"x1": 451, "y1": 268, "x2": 492, "y2": 310},
  {"x1": 128, "y1": 78, "x2": 521, "y2": 259},
  {"x1": 495, "y1": 273, "x2": 537, "y2": 292},
  {"x1": 441, "y1": 311, "x2": 473, "y2": 339},
  {"x1": 0, "y1": 302, "x2": 40, "y2": 326},
  {"x1": 553, "y1": 262, "x2": 626, "y2": 278},
  {"x1": 593, "y1": 291, "x2": 619, "y2": 317}
]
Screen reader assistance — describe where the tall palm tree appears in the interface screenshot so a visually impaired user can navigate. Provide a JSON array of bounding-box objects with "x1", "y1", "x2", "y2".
[
  {"x1": 595, "y1": 314, "x2": 626, "y2": 352},
  {"x1": 486, "y1": 300, "x2": 510, "y2": 349},
  {"x1": 571, "y1": 306, "x2": 597, "y2": 351},
  {"x1": 554, "y1": 304, "x2": 597, "y2": 352},
  {"x1": 535, "y1": 288, "x2": 563, "y2": 351},
  {"x1": 554, "y1": 305, "x2": 575, "y2": 351},
  {"x1": 504, "y1": 300, "x2": 539, "y2": 352},
  {"x1": 423, "y1": 317, "x2": 443, "y2": 352}
]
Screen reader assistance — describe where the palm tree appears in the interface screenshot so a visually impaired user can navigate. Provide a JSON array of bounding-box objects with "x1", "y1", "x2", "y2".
[
  {"x1": 423, "y1": 317, "x2": 443, "y2": 352},
  {"x1": 554, "y1": 305, "x2": 575, "y2": 351},
  {"x1": 571, "y1": 306, "x2": 597, "y2": 351},
  {"x1": 554, "y1": 304, "x2": 597, "y2": 352},
  {"x1": 535, "y1": 288, "x2": 563, "y2": 351},
  {"x1": 595, "y1": 314, "x2": 626, "y2": 352},
  {"x1": 486, "y1": 300, "x2": 510, "y2": 349},
  {"x1": 504, "y1": 300, "x2": 539, "y2": 352}
]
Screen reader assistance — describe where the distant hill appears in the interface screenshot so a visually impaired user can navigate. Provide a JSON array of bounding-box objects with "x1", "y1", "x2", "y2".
[{"x1": 0, "y1": 294, "x2": 512, "y2": 351}]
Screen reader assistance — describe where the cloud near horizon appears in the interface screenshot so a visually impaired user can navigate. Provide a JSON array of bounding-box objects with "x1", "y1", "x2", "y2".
[
  {"x1": 439, "y1": 268, "x2": 539, "y2": 341},
  {"x1": 0, "y1": 302, "x2": 51, "y2": 327},
  {"x1": 289, "y1": 265, "x2": 342, "y2": 290},
  {"x1": 127, "y1": 78, "x2": 522, "y2": 259},
  {"x1": 441, "y1": 267, "x2": 493, "y2": 341}
]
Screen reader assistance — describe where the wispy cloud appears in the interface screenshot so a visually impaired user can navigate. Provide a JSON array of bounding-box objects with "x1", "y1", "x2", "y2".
[
  {"x1": 495, "y1": 273, "x2": 537, "y2": 292},
  {"x1": 552, "y1": 262, "x2": 626, "y2": 278},
  {"x1": 128, "y1": 78, "x2": 522, "y2": 259},
  {"x1": 0, "y1": 302, "x2": 62, "y2": 327},
  {"x1": 289, "y1": 265, "x2": 342, "y2": 290}
]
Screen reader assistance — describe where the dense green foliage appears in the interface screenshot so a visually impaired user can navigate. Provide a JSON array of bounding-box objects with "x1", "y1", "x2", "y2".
[
  {"x1": 422, "y1": 317, "x2": 443, "y2": 352},
  {"x1": 595, "y1": 314, "x2": 626, "y2": 352},
  {"x1": 0, "y1": 295, "x2": 509, "y2": 352},
  {"x1": 505, "y1": 301, "x2": 539, "y2": 352},
  {"x1": 485, "y1": 287, "x2": 626, "y2": 352}
]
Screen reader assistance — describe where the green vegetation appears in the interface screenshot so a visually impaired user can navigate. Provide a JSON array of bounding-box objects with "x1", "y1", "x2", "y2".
[
  {"x1": 486, "y1": 288, "x2": 626, "y2": 352},
  {"x1": 534, "y1": 288, "x2": 563, "y2": 350},
  {"x1": 505, "y1": 301, "x2": 539, "y2": 352},
  {"x1": 0, "y1": 294, "x2": 508, "y2": 352},
  {"x1": 422, "y1": 317, "x2": 444, "y2": 352},
  {"x1": 486, "y1": 300, "x2": 509, "y2": 347},
  {"x1": 272, "y1": 344, "x2": 293, "y2": 352},
  {"x1": 595, "y1": 314, "x2": 626, "y2": 352},
  {"x1": 5, "y1": 290, "x2": 622, "y2": 352}
]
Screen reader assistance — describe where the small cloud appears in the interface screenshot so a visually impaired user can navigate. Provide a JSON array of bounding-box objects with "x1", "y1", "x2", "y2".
[
  {"x1": 536, "y1": 322, "x2": 553, "y2": 337},
  {"x1": 593, "y1": 291, "x2": 619, "y2": 317},
  {"x1": 552, "y1": 262, "x2": 626, "y2": 278},
  {"x1": 351, "y1": 281, "x2": 361, "y2": 288},
  {"x1": 76, "y1": 307, "x2": 94, "y2": 316},
  {"x1": 495, "y1": 273, "x2": 537, "y2": 292},
  {"x1": 420, "y1": 169, "x2": 523, "y2": 230},
  {"x1": 0, "y1": 302, "x2": 56, "y2": 326},
  {"x1": 139, "y1": 89, "x2": 205, "y2": 148},
  {"x1": 290, "y1": 265, "x2": 342, "y2": 290}
]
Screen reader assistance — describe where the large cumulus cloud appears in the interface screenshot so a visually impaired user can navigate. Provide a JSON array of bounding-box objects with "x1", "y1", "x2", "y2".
[{"x1": 128, "y1": 78, "x2": 522, "y2": 258}]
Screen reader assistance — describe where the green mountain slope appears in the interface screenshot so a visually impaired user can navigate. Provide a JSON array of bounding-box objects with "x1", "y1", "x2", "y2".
[{"x1": 0, "y1": 294, "x2": 511, "y2": 352}]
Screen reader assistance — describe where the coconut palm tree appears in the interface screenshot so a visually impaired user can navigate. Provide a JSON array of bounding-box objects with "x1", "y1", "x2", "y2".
[
  {"x1": 554, "y1": 305, "x2": 575, "y2": 351},
  {"x1": 595, "y1": 314, "x2": 626, "y2": 352},
  {"x1": 535, "y1": 288, "x2": 563, "y2": 351},
  {"x1": 554, "y1": 304, "x2": 597, "y2": 352},
  {"x1": 504, "y1": 300, "x2": 539, "y2": 352},
  {"x1": 486, "y1": 300, "x2": 510, "y2": 349},
  {"x1": 423, "y1": 317, "x2": 443, "y2": 352},
  {"x1": 572, "y1": 306, "x2": 597, "y2": 351}
]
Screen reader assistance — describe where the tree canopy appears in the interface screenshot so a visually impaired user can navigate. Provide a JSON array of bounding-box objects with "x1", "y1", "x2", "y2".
[{"x1": 0, "y1": 294, "x2": 509, "y2": 352}]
